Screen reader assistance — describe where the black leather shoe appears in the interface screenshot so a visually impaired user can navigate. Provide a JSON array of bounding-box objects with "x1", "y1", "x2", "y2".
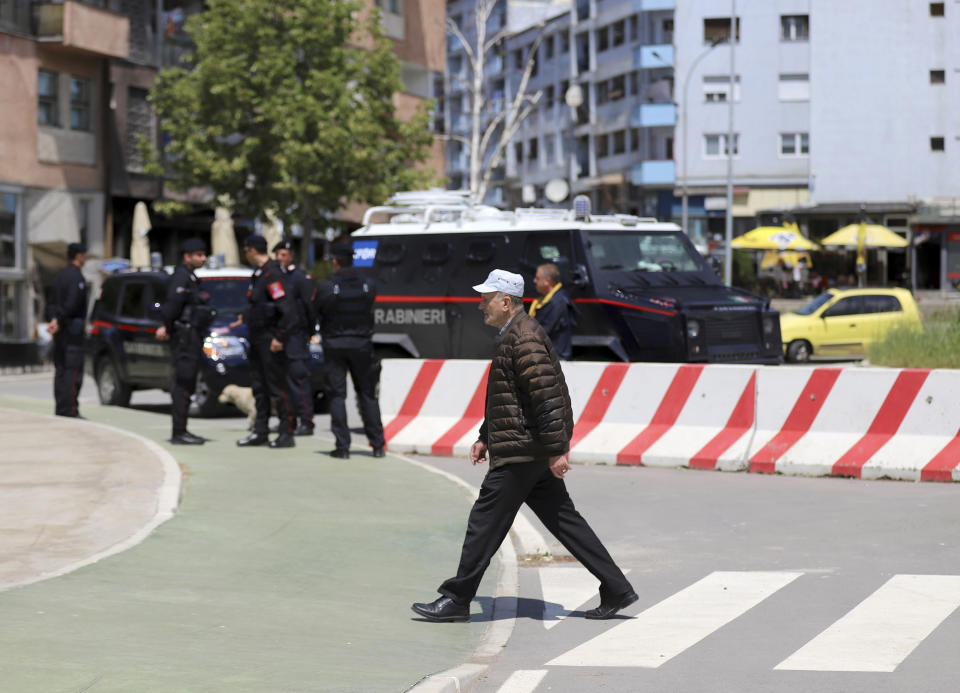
[
  {"x1": 411, "y1": 597, "x2": 470, "y2": 622},
  {"x1": 372, "y1": 447, "x2": 386, "y2": 458},
  {"x1": 328, "y1": 448, "x2": 350, "y2": 459},
  {"x1": 584, "y1": 590, "x2": 639, "y2": 620},
  {"x1": 293, "y1": 424, "x2": 315, "y2": 436},
  {"x1": 269, "y1": 434, "x2": 296, "y2": 448},
  {"x1": 237, "y1": 433, "x2": 269, "y2": 447},
  {"x1": 170, "y1": 432, "x2": 205, "y2": 445}
]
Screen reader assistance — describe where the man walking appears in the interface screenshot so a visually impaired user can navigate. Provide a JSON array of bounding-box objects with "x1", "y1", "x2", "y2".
[
  {"x1": 529, "y1": 262, "x2": 578, "y2": 360},
  {"x1": 156, "y1": 238, "x2": 215, "y2": 444},
  {"x1": 46, "y1": 242, "x2": 89, "y2": 417},
  {"x1": 312, "y1": 242, "x2": 385, "y2": 459},
  {"x1": 235, "y1": 234, "x2": 298, "y2": 449},
  {"x1": 273, "y1": 238, "x2": 316, "y2": 436},
  {"x1": 412, "y1": 269, "x2": 636, "y2": 622}
]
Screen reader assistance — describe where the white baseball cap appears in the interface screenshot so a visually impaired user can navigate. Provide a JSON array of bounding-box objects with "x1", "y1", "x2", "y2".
[{"x1": 473, "y1": 269, "x2": 524, "y2": 298}]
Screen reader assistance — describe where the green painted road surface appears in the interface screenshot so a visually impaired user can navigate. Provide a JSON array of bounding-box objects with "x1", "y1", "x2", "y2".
[{"x1": 0, "y1": 394, "x2": 497, "y2": 692}]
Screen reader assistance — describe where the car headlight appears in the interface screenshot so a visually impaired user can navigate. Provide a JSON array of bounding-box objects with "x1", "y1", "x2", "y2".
[
  {"x1": 687, "y1": 319, "x2": 700, "y2": 339},
  {"x1": 203, "y1": 335, "x2": 246, "y2": 361}
]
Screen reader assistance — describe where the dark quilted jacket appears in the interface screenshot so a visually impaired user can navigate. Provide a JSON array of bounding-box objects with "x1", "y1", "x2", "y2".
[{"x1": 478, "y1": 312, "x2": 574, "y2": 468}]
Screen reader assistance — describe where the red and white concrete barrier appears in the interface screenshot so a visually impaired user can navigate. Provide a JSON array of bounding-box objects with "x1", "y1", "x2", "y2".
[{"x1": 356, "y1": 360, "x2": 960, "y2": 482}]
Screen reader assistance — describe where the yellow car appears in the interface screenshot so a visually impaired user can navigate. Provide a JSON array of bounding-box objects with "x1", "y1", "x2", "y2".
[{"x1": 780, "y1": 288, "x2": 922, "y2": 362}]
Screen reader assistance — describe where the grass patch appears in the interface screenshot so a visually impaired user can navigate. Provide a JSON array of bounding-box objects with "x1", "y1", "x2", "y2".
[{"x1": 868, "y1": 308, "x2": 960, "y2": 368}]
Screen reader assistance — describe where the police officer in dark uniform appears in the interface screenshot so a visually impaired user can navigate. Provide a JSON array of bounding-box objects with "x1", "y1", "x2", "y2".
[
  {"x1": 313, "y1": 242, "x2": 385, "y2": 459},
  {"x1": 46, "y1": 242, "x2": 89, "y2": 417},
  {"x1": 235, "y1": 234, "x2": 299, "y2": 448},
  {"x1": 155, "y1": 238, "x2": 215, "y2": 445},
  {"x1": 272, "y1": 238, "x2": 316, "y2": 436}
]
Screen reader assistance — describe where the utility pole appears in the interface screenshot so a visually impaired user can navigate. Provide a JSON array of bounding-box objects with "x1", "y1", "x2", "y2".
[{"x1": 723, "y1": 0, "x2": 736, "y2": 286}]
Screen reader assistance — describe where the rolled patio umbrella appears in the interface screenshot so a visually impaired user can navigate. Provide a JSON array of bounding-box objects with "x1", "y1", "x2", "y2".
[
  {"x1": 259, "y1": 209, "x2": 284, "y2": 253},
  {"x1": 130, "y1": 201, "x2": 152, "y2": 269},
  {"x1": 211, "y1": 206, "x2": 240, "y2": 266}
]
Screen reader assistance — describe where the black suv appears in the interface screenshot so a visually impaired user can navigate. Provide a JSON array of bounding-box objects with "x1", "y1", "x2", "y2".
[{"x1": 86, "y1": 266, "x2": 325, "y2": 415}]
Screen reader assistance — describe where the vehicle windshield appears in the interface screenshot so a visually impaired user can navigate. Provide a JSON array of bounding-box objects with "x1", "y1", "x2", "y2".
[
  {"x1": 795, "y1": 291, "x2": 835, "y2": 315},
  {"x1": 202, "y1": 277, "x2": 249, "y2": 315},
  {"x1": 588, "y1": 231, "x2": 703, "y2": 272}
]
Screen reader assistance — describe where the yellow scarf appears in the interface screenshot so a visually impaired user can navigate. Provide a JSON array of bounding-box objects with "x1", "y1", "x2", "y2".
[{"x1": 529, "y1": 282, "x2": 562, "y2": 317}]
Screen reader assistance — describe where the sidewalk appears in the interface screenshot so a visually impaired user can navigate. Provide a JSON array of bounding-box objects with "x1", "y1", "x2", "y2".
[{"x1": 0, "y1": 393, "x2": 499, "y2": 692}]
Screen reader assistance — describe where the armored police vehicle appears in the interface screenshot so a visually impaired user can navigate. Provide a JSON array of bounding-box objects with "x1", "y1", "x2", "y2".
[
  {"x1": 86, "y1": 265, "x2": 325, "y2": 414},
  {"x1": 352, "y1": 191, "x2": 782, "y2": 363}
]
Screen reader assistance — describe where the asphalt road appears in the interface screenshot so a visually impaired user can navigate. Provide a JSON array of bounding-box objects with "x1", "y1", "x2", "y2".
[{"x1": 6, "y1": 373, "x2": 960, "y2": 692}]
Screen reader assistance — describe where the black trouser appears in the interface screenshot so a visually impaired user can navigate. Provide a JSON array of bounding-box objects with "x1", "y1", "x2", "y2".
[
  {"x1": 170, "y1": 329, "x2": 202, "y2": 436},
  {"x1": 286, "y1": 332, "x2": 312, "y2": 429},
  {"x1": 249, "y1": 335, "x2": 295, "y2": 436},
  {"x1": 439, "y1": 459, "x2": 633, "y2": 605},
  {"x1": 324, "y1": 343, "x2": 384, "y2": 451},
  {"x1": 53, "y1": 332, "x2": 84, "y2": 417}
]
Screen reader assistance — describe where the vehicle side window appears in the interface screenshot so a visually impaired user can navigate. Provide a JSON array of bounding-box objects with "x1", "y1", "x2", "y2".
[
  {"x1": 523, "y1": 232, "x2": 571, "y2": 269},
  {"x1": 422, "y1": 241, "x2": 451, "y2": 265},
  {"x1": 823, "y1": 296, "x2": 863, "y2": 317},
  {"x1": 466, "y1": 239, "x2": 497, "y2": 264},
  {"x1": 377, "y1": 241, "x2": 405, "y2": 265},
  {"x1": 97, "y1": 280, "x2": 121, "y2": 316},
  {"x1": 863, "y1": 295, "x2": 901, "y2": 313},
  {"x1": 118, "y1": 282, "x2": 147, "y2": 320}
]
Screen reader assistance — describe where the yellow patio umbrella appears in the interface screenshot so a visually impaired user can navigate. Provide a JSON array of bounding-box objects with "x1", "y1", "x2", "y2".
[
  {"x1": 731, "y1": 224, "x2": 819, "y2": 251},
  {"x1": 130, "y1": 201, "x2": 152, "y2": 269},
  {"x1": 821, "y1": 221, "x2": 906, "y2": 287}
]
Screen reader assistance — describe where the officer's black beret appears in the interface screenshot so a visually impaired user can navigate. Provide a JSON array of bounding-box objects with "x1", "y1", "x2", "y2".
[
  {"x1": 272, "y1": 238, "x2": 294, "y2": 253},
  {"x1": 330, "y1": 242, "x2": 354, "y2": 265},
  {"x1": 243, "y1": 234, "x2": 268, "y2": 253},
  {"x1": 181, "y1": 237, "x2": 206, "y2": 254},
  {"x1": 67, "y1": 242, "x2": 87, "y2": 259}
]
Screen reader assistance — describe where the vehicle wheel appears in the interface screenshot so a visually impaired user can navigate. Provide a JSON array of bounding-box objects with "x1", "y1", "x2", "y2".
[
  {"x1": 787, "y1": 340, "x2": 812, "y2": 363},
  {"x1": 96, "y1": 356, "x2": 132, "y2": 407},
  {"x1": 190, "y1": 372, "x2": 221, "y2": 417}
]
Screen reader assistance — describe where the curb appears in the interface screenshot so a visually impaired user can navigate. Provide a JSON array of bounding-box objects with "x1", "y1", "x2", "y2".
[
  {"x1": 396, "y1": 452, "x2": 548, "y2": 693},
  {"x1": 0, "y1": 410, "x2": 182, "y2": 593}
]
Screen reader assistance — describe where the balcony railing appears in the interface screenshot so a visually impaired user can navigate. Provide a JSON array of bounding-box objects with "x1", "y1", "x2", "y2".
[
  {"x1": 33, "y1": 1, "x2": 129, "y2": 59},
  {"x1": 631, "y1": 160, "x2": 675, "y2": 185},
  {"x1": 635, "y1": 44, "x2": 673, "y2": 69},
  {"x1": 639, "y1": 0, "x2": 675, "y2": 10},
  {"x1": 632, "y1": 103, "x2": 677, "y2": 128}
]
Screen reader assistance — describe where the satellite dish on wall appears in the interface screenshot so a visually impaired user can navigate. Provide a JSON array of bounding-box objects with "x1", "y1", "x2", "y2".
[{"x1": 545, "y1": 178, "x2": 570, "y2": 203}]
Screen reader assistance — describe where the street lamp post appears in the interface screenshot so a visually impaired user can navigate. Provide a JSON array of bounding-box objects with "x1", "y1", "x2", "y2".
[
  {"x1": 679, "y1": 36, "x2": 727, "y2": 243},
  {"x1": 723, "y1": 0, "x2": 737, "y2": 286}
]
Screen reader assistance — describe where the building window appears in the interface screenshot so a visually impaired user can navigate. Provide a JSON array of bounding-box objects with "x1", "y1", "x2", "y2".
[
  {"x1": 703, "y1": 75, "x2": 740, "y2": 102},
  {"x1": 704, "y1": 133, "x2": 739, "y2": 158},
  {"x1": 930, "y1": 3, "x2": 944, "y2": 17},
  {"x1": 596, "y1": 133, "x2": 609, "y2": 158},
  {"x1": 543, "y1": 84, "x2": 555, "y2": 110},
  {"x1": 612, "y1": 130, "x2": 626, "y2": 155},
  {"x1": 544, "y1": 137, "x2": 555, "y2": 165},
  {"x1": 544, "y1": 35, "x2": 554, "y2": 60},
  {"x1": 612, "y1": 20, "x2": 625, "y2": 47},
  {"x1": 629, "y1": 15, "x2": 639, "y2": 41},
  {"x1": 375, "y1": 0, "x2": 401, "y2": 14},
  {"x1": 0, "y1": 192, "x2": 17, "y2": 269},
  {"x1": 597, "y1": 25, "x2": 609, "y2": 52},
  {"x1": 529, "y1": 138, "x2": 538, "y2": 161},
  {"x1": 559, "y1": 31, "x2": 569, "y2": 54},
  {"x1": 630, "y1": 128, "x2": 641, "y2": 152},
  {"x1": 597, "y1": 80, "x2": 609, "y2": 105},
  {"x1": 930, "y1": 69, "x2": 945, "y2": 84},
  {"x1": 37, "y1": 69, "x2": 59, "y2": 127},
  {"x1": 513, "y1": 48, "x2": 523, "y2": 70},
  {"x1": 514, "y1": 141, "x2": 523, "y2": 164},
  {"x1": 780, "y1": 133, "x2": 809, "y2": 157},
  {"x1": 629, "y1": 71, "x2": 639, "y2": 95},
  {"x1": 704, "y1": 17, "x2": 740, "y2": 43},
  {"x1": 781, "y1": 14, "x2": 809, "y2": 41},
  {"x1": 778, "y1": 73, "x2": 810, "y2": 101},
  {"x1": 609, "y1": 75, "x2": 626, "y2": 102},
  {"x1": 69, "y1": 76, "x2": 91, "y2": 131},
  {"x1": 931, "y1": 136, "x2": 945, "y2": 151}
]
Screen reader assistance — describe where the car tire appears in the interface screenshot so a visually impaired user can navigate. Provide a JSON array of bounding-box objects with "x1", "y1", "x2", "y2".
[
  {"x1": 787, "y1": 340, "x2": 812, "y2": 363},
  {"x1": 96, "y1": 356, "x2": 132, "y2": 407},
  {"x1": 190, "y1": 372, "x2": 221, "y2": 417}
]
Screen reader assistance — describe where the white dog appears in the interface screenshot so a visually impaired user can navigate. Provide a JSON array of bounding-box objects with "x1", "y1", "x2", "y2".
[{"x1": 218, "y1": 384, "x2": 257, "y2": 429}]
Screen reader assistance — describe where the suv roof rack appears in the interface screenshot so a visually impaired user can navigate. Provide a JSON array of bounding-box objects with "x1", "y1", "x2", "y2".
[{"x1": 362, "y1": 189, "x2": 663, "y2": 229}]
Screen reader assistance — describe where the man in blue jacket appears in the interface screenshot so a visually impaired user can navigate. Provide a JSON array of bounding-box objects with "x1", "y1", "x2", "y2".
[{"x1": 529, "y1": 263, "x2": 579, "y2": 360}]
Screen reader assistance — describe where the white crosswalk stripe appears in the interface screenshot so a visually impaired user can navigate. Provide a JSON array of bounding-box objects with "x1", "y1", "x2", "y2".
[
  {"x1": 494, "y1": 669, "x2": 547, "y2": 693},
  {"x1": 538, "y1": 566, "x2": 631, "y2": 630},
  {"x1": 547, "y1": 571, "x2": 802, "y2": 668},
  {"x1": 776, "y1": 574, "x2": 960, "y2": 672}
]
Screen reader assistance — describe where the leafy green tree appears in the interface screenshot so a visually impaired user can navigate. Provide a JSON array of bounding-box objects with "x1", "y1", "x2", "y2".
[{"x1": 147, "y1": 0, "x2": 436, "y2": 257}]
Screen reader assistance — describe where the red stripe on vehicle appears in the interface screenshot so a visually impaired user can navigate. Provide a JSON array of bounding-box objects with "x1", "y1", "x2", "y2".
[
  {"x1": 921, "y1": 429, "x2": 960, "y2": 481},
  {"x1": 749, "y1": 368, "x2": 842, "y2": 474},
  {"x1": 117, "y1": 324, "x2": 139, "y2": 332},
  {"x1": 431, "y1": 364, "x2": 491, "y2": 456},
  {"x1": 617, "y1": 364, "x2": 704, "y2": 465},
  {"x1": 382, "y1": 360, "x2": 444, "y2": 444},
  {"x1": 569, "y1": 363, "x2": 630, "y2": 450},
  {"x1": 574, "y1": 298, "x2": 677, "y2": 316},
  {"x1": 832, "y1": 370, "x2": 929, "y2": 478},
  {"x1": 376, "y1": 296, "x2": 481, "y2": 303},
  {"x1": 689, "y1": 371, "x2": 756, "y2": 470}
]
